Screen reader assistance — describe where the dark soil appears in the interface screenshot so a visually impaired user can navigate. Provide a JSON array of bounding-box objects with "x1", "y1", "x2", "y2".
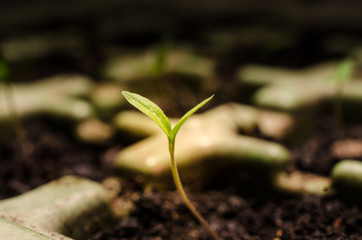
[
  {"x1": 1, "y1": 117, "x2": 362, "y2": 239},
  {"x1": 0, "y1": 118, "x2": 117, "y2": 200},
  {"x1": 293, "y1": 120, "x2": 362, "y2": 176},
  {"x1": 92, "y1": 191, "x2": 362, "y2": 240}
]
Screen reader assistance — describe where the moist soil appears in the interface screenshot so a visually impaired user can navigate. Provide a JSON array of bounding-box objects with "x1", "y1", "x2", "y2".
[{"x1": 1, "y1": 117, "x2": 362, "y2": 240}]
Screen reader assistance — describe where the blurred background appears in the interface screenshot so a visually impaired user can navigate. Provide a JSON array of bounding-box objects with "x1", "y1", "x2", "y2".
[
  {"x1": 1, "y1": 0, "x2": 362, "y2": 82},
  {"x1": 1, "y1": 0, "x2": 362, "y2": 128}
]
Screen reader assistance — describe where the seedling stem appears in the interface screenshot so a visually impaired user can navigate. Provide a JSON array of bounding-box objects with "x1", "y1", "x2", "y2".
[
  {"x1": 330, "y1": 58, "x2": 356, "y2": 129},
  {"x1": 0, "y1": 58, "x2": 26, "y2": 142}
]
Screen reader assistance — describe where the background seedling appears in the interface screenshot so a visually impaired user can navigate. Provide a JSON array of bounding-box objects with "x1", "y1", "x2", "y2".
[
  {"x1": 151, "y1": 35, "x2": 172, "y2": 75},
  {"x1": 0, "y1": 56, "x2": 31, "y2": 168},
  {"x1": 0, "y1": 56, "x2": 26, "y2": 141},
  {"x1": 122, "y1": 91, "x2": 218, "y2": 240},
  {"x1": 329, "y1": 58, "x2": 356, "y2": 129}
]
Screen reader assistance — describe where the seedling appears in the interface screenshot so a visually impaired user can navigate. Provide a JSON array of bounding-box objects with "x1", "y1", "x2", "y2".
[
  {"x1": 329, "y1": 58, "x2": 356, "y2": 129},
  {"x1": 0, "y1": 57, "x2": 26, "y2": 141},
  {"x1": 151, "y1": 35, "x2": 172, "y2": 75},
  {"x1": 122, "y1": 91, "x2": 218, "y2": 240}
]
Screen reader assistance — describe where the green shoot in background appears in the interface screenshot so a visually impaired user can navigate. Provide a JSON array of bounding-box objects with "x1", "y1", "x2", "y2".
[
  {"x1": 122, "y1": 91, "x2": 218, "y2": 240},
  {"x1": 0, "y1": 57, "x2": 26, "y2": 141},
  {"x1": 330, "y1": 58, "x2": 356, "y2": 129},
  {"x1": 151, "y1": 35, "x2": 171, "y2": 75}
]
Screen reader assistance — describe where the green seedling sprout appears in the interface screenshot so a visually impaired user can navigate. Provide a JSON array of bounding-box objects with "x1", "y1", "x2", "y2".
[
  {"x1": 330, "y1": 58, "x2": 356, "y2": 129},
  {"x1": 151, "y1": 35, "x2": 171, "y2": 75},
  {"x1": 122, "y1": 91, "x2": 218, "y2": 240},
  {"x1": 0, "y1": 57, "x2": 26, "y2": 142}
]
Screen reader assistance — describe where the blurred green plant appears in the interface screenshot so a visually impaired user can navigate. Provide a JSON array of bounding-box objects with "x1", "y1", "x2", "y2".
[
  {"x1": 0, "y1": 58, "x2": 9, "y2": 79},
  {"x1": 151, "y1": 36, "x2": 172, "y2": 75},
  {"x1": 122, "y1": 91, "x2": 218, "y2": 240},
  {"x1": 329, "y1": 58, "x2": 356, "y2": 129},
  {"x1": 0, "y1": 57, "x2": 26, "y2": 141}
]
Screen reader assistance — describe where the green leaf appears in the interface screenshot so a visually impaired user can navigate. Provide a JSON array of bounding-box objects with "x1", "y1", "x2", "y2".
[
  {"x1": 170, "y1": 95, "x2": 214, "y2": 142},
  {"x1": 151, "y1": 35, "x2": 171, "y2": 75},
  {"x1": 122, "y1": 91, "x2": 172, "y2": 136},
  {"x1": 0, "y1": 58, "x2": 9, "y2": 82},
  {"x1": 334, "y1": 58, "x2": 355, "y2": 84}
]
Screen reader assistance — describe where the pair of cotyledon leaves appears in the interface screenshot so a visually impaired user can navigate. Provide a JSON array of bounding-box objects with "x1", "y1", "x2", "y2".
[{"x1": 122, "y1": 91, "x2": 213, "y2": 143}]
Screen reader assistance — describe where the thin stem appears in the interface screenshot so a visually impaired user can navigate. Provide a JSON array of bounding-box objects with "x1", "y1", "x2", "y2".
[
  {"x1": 168, "y1": 141, "x2": 219, "y2": 240},
  {"x1": 334, "y1": 84, "x2": 344, "y2": 131},
  {"x1": 3, "y1": 82, "x2": 30, "y2": 167},
  {"x1": 4, "y1": 83, "x2": 25, "y2": 142}
]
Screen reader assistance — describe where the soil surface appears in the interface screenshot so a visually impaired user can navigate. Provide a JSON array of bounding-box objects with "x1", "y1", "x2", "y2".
[
  {"x1": 92, "y1": 190, "x2": 362, "y2": 240},
  {"x1": 0, "y1": 118, "x2": 116, "y2": 200},
  {"x1": 1, "y1": 117, "x2": 362, "y2": 240}
]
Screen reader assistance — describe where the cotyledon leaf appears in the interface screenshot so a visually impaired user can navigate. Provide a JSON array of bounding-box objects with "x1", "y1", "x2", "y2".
[
  {"x1": 122, "y1": 91, "x2": 172, "y2": 135},
  {"x1": 170, "y1": 95, "x2": 214, "y2": 142},
  {"x1": 334, "y1": 58, "x2": 355, "y2": 84},
  {"x1": 0, "y1": 58, "x2": 9, "y2": 81}
]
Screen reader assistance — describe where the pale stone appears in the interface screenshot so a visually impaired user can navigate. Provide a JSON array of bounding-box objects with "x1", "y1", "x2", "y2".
[
  {"x1": 238, "y1": 61, "x2": 362, "y2": 113},
  {"x1": 76, "y1": 118, "x2": 114, "y2": 144},
  {"x1": 0, "y1": 176, "x2": 116, "y2": 240},
  {"x1": 113, "y1": 103, "x2": 291, "y2": 189},
  {"x1": 276, "y1": 171, "x2": 331, "y2": 196},
  {"x1": 331, "y1": 138, "x2": 362, "y2": 159},
  {"x1": 90, "y1": 83, "x2": 125, "y2": 119},
  {"x1": 331, "y1": 160, "x2": 362, "y2": 199},
  {"x1": 0, "y1": 75, "x2": 94, "y2": 123}
]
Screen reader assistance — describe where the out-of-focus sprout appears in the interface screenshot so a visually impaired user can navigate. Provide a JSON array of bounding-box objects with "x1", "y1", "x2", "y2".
[
  {"x1": 330, "y1": 58, "x2": 356, "y2": 129},
  {"x1": 151, "y1": 36, "x2": 171, "y2": 75},
  {"x1": 0, "y1": 57, "x2": 26, "y2": 141}
]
